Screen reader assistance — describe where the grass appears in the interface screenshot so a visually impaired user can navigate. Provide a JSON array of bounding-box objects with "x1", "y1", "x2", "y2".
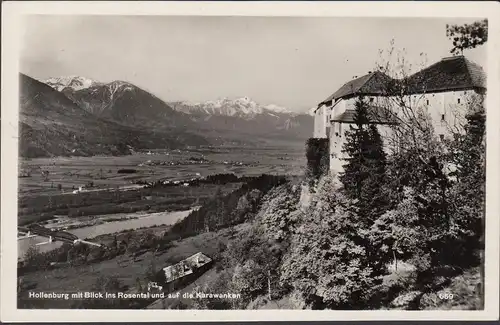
[
  {"x1": 18, "y1": 183, "x2": 241, "y2": 226},
  {"x1": 19, "y1": 146, "x2": 306, "y2": 196},
  {"x1": 17, "y1": 223, "x2": 251, "y2": 309}
]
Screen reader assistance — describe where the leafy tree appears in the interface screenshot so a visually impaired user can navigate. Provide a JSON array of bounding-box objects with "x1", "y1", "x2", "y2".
[
  {"x1": 445, "y1": 101, "x2": 486, "y2": 264},
  {"x1": 368, "y1": 187, "x2": 429, "y2": 272},
  {"x1": 255, "y1": 184, "x2": 301, "y2": 242},
  {"x1": 446, "y1": 19, "x2": 488, "y2": 55},
  {"x1": 80, "y1": 275, "x2": 127, "y2": 309},
  {"x1": 280, "y1": 176, "x2": 379, "y2": 309},
  {"x1": 305, "y1": 138, "x2": 330, "y2": 182},
  {"x1": 23, "y1": 246, "x2": 49, "y2": 270},
  {"x1": 339, "y1": 97, "x2": 389, "y2": 220},
  {"x1": 232, "y1": 259, "x2": 267, "y2": 302},
  {"x1": 146, "y1": 258, "x2": 167, "y2": 285}
]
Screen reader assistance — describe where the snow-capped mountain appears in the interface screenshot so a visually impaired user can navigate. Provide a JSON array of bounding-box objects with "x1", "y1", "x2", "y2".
[
  {"x1": 169, "y1": 97, "x2": 313, "y2": 140},
  {"x1": 41, "y1": 76, "x2": 313, "y2": 142},
  {"x1": 19, "y1": 73, "x2": 207, "y2": 158},
  {"x1": 42, "y1": 76, "x2": 102, "y2": 92},
  {"x1": 170, "y1": 97, "x2": 293, "y2": 119}
]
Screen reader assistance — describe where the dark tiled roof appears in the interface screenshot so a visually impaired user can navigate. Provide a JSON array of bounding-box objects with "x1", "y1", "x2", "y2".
[
  {"x1": 320, "y1": 71, "x2": 396, "y2": 105},
  {"x1": 316, "y1": 56, "x2": 485, "y2": 113},
  {"x1": 331, "y1": 105, "x2": 397, "y2": 125},
  {"x1": 405, "y1": 56, "x2": 486, "y2": 94}
]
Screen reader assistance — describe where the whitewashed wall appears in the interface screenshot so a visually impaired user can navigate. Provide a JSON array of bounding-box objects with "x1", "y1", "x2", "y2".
[
  {"x1": 329, "y1": 122, "x2": 395, "y2": 173},
  {"x1": 322, "y1": 89, "x2": 482, "y2": 174},
  {"x1": 313, "y1": 105, "x2": 328, "y2": 138},
  {"x1": 377, "y1": 90, "x2": 478, "y2": 138}
]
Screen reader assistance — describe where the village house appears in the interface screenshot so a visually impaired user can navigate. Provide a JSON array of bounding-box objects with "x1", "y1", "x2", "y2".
[
  {"x1": 162, "y1": 252, "x2": 213, "y2": 291},
  {"x1": 313, "y1": 55, "x2": 486, "y2": 173}
]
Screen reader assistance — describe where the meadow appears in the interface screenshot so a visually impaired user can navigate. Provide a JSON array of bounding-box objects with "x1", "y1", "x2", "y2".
[
  {"x1": 17, "y1": 143, "x2": 305, "y2": 226},
  {"x1": 18, "y1": 143, "x2": 306, "y2": 196}
]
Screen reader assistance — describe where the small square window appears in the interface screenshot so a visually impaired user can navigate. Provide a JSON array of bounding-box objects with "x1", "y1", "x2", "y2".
[
  {"x1": 439, "y1": 134, "x2": 444, "y2": 141},
  {"x1": 370, "y1": 98, "x2": 374, "y2": 103}
]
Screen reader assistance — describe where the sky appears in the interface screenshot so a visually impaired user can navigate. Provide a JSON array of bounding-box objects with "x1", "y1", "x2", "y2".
[{"x1": 20, "y1": 15, "x2": 487, "y2": 112}]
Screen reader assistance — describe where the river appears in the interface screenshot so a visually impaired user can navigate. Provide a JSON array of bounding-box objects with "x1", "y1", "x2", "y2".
[{"x1": 18, "y1": 209, "x2": 192, "y2": 260}]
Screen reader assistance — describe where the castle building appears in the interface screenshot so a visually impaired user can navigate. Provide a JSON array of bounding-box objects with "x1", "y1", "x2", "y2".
[{"x1": 313, "y1": 55, "x2": 486, "y2": 173}]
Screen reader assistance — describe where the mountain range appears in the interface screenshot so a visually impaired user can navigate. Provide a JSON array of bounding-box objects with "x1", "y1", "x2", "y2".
[{"x1": 19, "y1": 75, "x2": 313, "y2": 158}]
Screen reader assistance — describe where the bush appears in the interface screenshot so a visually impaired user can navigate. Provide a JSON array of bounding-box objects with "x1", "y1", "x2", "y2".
[
  {"x1": 305, "y1": 138, "x2": 330, "y2": 181},
  {"x1": 279, "y1": 177, "x2": 380, "y2": 309}
]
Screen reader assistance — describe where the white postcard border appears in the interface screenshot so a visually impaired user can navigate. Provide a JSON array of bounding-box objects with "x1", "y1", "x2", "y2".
[{"x1": 1, "y1": 1, "x2": 499, "y2": 322}]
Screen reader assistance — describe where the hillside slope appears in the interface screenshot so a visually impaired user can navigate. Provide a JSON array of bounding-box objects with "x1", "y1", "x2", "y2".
[
  {"x1": 19, "y1": 74, "x2": 208, "y2": 158},
  {"x1": 46, "y1": 75, "x2": 313, "y2": 143},
  {"x1": 64, "y1": 81, "x2": 193, "y2": 129}
]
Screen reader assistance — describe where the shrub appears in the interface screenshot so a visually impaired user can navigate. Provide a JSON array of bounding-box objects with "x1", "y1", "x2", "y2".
[{"x1": 305, "y1": 138, "x2": 330, "y2": 181}]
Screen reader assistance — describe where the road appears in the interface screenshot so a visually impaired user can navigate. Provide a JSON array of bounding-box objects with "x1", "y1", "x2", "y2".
[{"x1": 60, "y1": 184, "x2": 146, "y2": 195}]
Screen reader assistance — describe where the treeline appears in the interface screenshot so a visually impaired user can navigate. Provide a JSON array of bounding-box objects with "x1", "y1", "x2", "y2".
[
  {"x1": 19, "y1": 173, "x2": 252, "y2": 226},
  {"x1": 145, "y1": 173, "x2": 264, "y2": 188},
  {"x1": 166, "y1": 175, "x2": 288, "y2": 240},
  {"x1": 18, "y1": 183, "x2": 241, "y2": 225}
]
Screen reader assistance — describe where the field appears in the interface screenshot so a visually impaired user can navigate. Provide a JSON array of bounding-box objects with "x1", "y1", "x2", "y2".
[
  {"x1": 17, "y1": 143, "x2": 305, "y2": 226},
  {"x1": 19, "y1": 143, "x2": 306, "y2": 196}
]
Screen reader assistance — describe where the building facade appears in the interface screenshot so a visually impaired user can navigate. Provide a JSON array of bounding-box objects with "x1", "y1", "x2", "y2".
[{"x1": 313, "y1": 55, "x2": 486, "y2": 174}]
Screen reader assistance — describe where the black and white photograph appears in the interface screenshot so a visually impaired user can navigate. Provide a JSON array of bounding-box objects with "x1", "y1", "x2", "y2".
[{"x1": 1, "y1": 1, "x2": 499, "y2": 322}]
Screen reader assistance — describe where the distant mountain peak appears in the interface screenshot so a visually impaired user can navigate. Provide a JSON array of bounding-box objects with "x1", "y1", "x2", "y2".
[
  {"x1": 42, "y1": 76, "x2": 101, "y2": 92},
  {"x1": 171, "y1": 97, "x2": 294, "y2": 118}
]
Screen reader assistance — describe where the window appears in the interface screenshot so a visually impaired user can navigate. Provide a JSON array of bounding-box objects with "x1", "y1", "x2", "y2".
[
  {"x1": 370, "y1": 98, "x2": 374, "y2": 103},
  {"x1": 426, "y1": 99, "x2": 429, "y2": 105},
  {"x1": 441, "y1": 114, "x2": 445, "y2": 121},
  {"x1": 457, "y1": 98, "x2": 461, "y2": 104},
  {"x1": 439, "y1": 134, "x2": 445, "y2": 141}
]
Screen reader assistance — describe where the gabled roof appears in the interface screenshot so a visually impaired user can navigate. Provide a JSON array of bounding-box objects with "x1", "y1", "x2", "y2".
[
  {"x1": 405, "y1": 56, "x2": 486, "y2": 94},
  {"x1": 315, "y1": 56, "x2": 486, "y2": 114},
  {"x1": 320, "y1": 71, "x2": 395, "y2": 106},
  {"x1": 331, "y1": 105, "x2": 397, "y2": 125},
  {"x1": 162, "y1": 252, "x2": 212, "y2": 283}
]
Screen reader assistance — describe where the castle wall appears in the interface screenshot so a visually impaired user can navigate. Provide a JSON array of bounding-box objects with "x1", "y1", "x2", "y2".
[{"x1": 327, "y1": 90, "x2": 481, "y2": 174}]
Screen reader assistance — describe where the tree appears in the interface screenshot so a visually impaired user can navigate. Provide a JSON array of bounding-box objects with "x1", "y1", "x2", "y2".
[
  {"x1": 280, "y1": 178, "x2": 378, "y2": 309},
  {"x1": 82, "y1": 275, "x2": 126, "y2": 309},
  {"x1": 446, "y1": 19, "x2": 488, "y2": 55},
  {"x1": 146, "y1": 258, "x2": 167, "y2": 285},
  {"x1": 445, "y1": 100, "x2": 486, "y2": 262},
  {"x1": 339, "y1": 97, "x2": 389, "y2": 221},
  {"x1": 255, "y1": 184, "x2": 301, "y2": 242},
  {"x1": 24, "y1": 246, "x2": 49, "y2": 270}
]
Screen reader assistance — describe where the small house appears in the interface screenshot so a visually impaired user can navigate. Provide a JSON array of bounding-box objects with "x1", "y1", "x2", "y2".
[{"x1": 162, "y1": 252, "x2": 213, "y2": 291}]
